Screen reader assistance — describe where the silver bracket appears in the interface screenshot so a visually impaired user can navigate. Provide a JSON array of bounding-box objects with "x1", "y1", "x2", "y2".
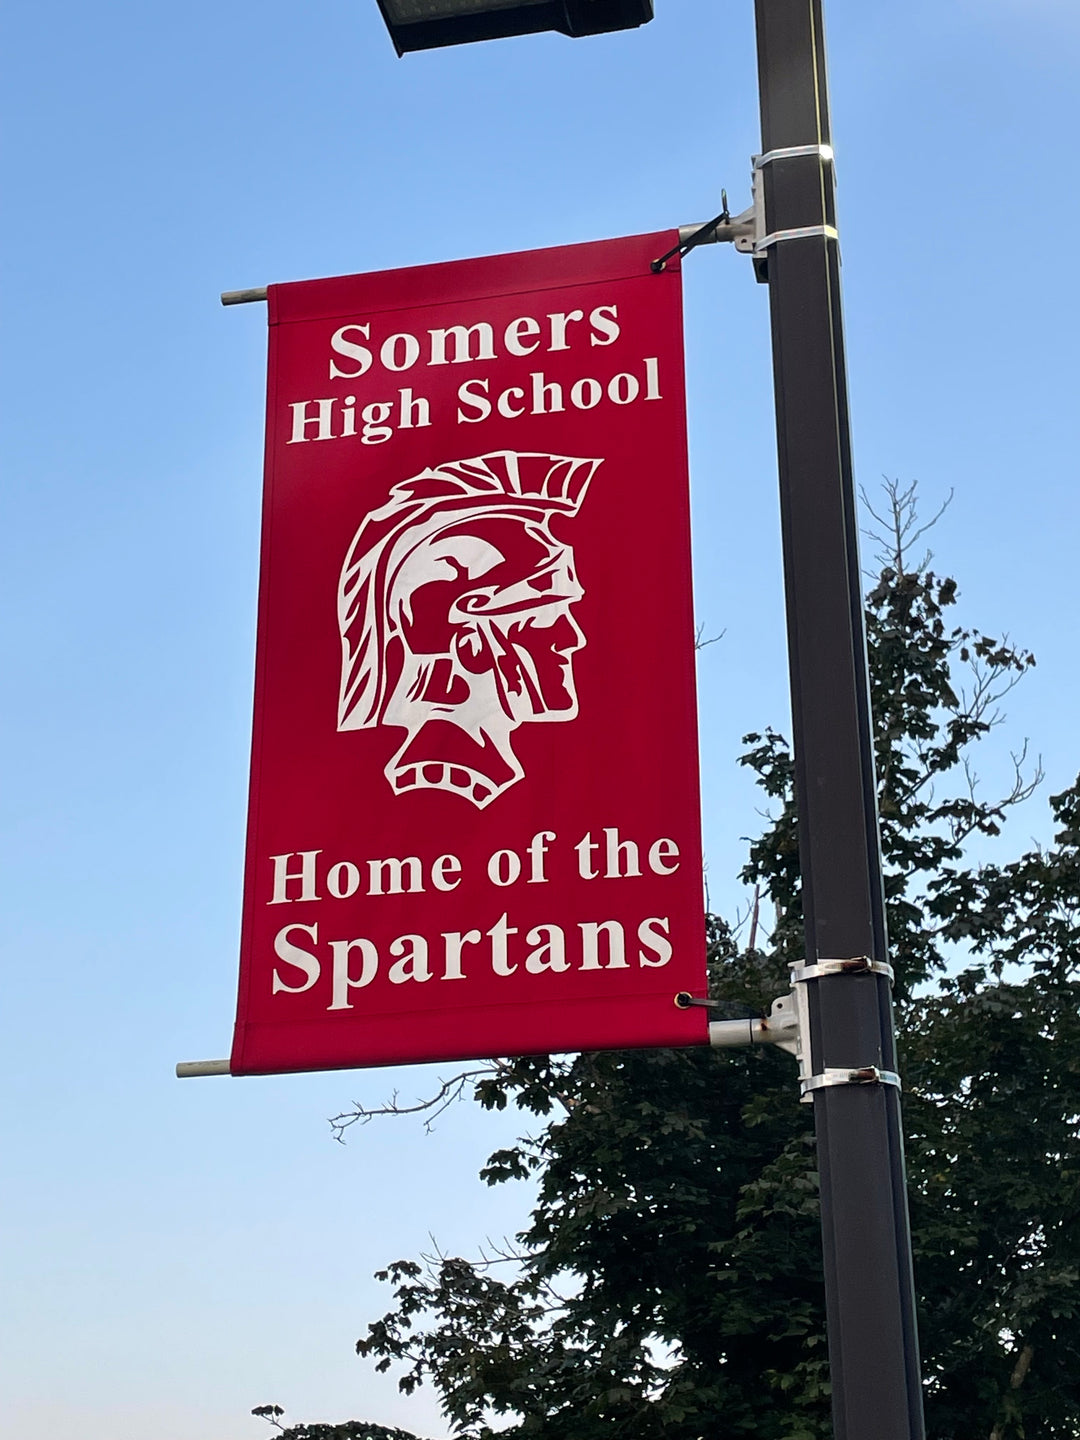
[
  {"x1": 790, "y1": 956, "x2": 895, "y2": 1101},
  {"x1": 733, "y1": 164, "x2": 766, "y2": 282},
  {"x1": 793, "y1": 955, "x2": 895, "y2": 984},
  {"x1": 706, "y1": 991, "x2": 801, "y2": 1057},
  {"x1": 672, "y1": 163, "x2": 767, "y2": 282},
  {"x1": 756, "y1": 223, "x2": 839, "y2": 253},
  {"x1": 801, "y1": 1066, "x2": 902, "y2": 1096},
  {"x1": 734, "y1": 143, "x2": 837, "y2": 282},
  {"x1": 702, "y1": 952, "x2": 897, "y2": 1102},
  {"x1": 754, "y1": 143, "x2": 835, "y2": 170},
  {"x1": 677, "y1": 203, "x2": 757, "y2": 251}
]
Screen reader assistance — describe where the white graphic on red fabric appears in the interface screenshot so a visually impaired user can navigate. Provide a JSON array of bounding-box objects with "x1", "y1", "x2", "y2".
[{"x1": 337, "y1": 450, "x2": 600, "y2": 809}]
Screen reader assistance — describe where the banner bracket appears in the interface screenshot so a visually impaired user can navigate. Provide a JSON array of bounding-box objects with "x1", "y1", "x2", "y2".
[
  {"x1": 793, "y1": 955, "x2": 894, "y2": 984},
  {"x1": 176, "y1": 1059, "x2": 232, "y2": 1077},
  {"x1": 652, "y1": 192, "x2": 757, "y2": 272},
  {"x1": 704, "y1": 991, "x2": 801, "y2": 1057},
  {"x1": 755, "y1": 224, "x2": 839, "y2": 252},
  {"x1": 754, "y1": 142, "x2": 834, "y2": 170},
  {"x1": 221, "y1": 288, "x2": 268, "y2": 306},
  {"x1": 801, "y1": 1066, "x2": 902, "y2": 1096},
  {"x1": 699, "y1": 954, "x2": 897, "y2": 1101}
]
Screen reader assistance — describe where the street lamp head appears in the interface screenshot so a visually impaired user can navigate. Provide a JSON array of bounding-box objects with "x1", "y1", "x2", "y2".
[{"x1": 375, "y1": 0, "x2": 653, "y2": 55}]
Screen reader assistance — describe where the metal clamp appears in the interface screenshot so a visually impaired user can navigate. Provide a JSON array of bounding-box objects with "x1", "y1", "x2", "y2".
[
  {"x1": 801, "y1": 1066, "x2": 902, "y2": 1097},
  {"x1": 755, "y1": 223, "x2": 839, "y2": 253},
  {"x1": 754, "y1": 143, "x2": 834, "y2": 169},
  {"x1": 705, "y1": 992, "x2": 801, "y2": 1057},
  {"x1": 694, "y1": 962, "x2": 901, "y2": 1103},
  {"x1": 793, "y1": 956, "x2": 895, "y2": 984}
]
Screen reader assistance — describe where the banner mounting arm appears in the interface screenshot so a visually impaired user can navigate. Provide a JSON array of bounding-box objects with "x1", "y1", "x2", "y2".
[
  {"x1": 221, "y1": 288, "x2": 268, "y2": 305},
  {"x1": 651, "y1": 192, "x2": 757, "y2": 273},
  {"x1": 683, "y1": 954, "x2": 898, "y2": 1102},
  {"x1": 177, "y1": 1059, "x2": 232, "y2": 1077}
]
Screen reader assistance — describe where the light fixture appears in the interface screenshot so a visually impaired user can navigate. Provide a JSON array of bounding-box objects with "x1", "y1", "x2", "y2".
[{"x1": 375, "y1": 0, "x2": 653, "y2": 56}]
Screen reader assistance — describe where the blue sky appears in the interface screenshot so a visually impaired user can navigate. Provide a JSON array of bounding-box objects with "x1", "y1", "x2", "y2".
[{"x1": 2, "y1": 3, "x2": 1078, "y2": 1437}]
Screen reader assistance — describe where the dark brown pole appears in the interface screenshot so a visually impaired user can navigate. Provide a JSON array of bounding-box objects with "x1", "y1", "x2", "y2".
[{"x1": 751, "y1": 2, "x2": 925, "y2": 1435}]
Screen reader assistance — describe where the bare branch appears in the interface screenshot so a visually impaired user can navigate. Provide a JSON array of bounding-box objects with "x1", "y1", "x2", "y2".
[
  {"x1": 330, "y1": 1052, "x2": 585, "y2": 1142},
  {"x1": 329, "y1": 1066, "x2": 499, "y2": 1142},
  {"x1": 695, "y1": 622, "x2": 726, "y2": 651},
  {"x1": 956, "y1": 637, "x2": 1033, "y2": 733},
  {"x1": 861, "y1": 477, "x2": 953, "y2": 576},
  {"x1": 747, "y1": 885, "x2": 761, "y2": 952}
]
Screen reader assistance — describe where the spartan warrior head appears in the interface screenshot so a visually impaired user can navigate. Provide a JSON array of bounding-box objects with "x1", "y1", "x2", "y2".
[{"x1": 337, "y1": 450, "x2": 600, "y2": 808}]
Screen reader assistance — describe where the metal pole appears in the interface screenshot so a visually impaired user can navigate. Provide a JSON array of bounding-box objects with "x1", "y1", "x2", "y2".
[{"x1": 750, "y1": 2, "x2": 925, "y2": 1436}]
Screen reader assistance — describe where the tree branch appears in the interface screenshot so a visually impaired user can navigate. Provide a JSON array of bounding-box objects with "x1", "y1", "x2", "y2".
[
  {"x1": 861, "y1": 476, "x2": 954, "y2": 576},
  {"x1": 329, "y1": 1066, "x2": 501, "y2": 1142},
  {"x1": 988, "y1": 1341, "x2": 1035, "y2": 1440}
]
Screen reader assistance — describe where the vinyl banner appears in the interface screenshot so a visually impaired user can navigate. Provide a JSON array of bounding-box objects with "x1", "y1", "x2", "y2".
[{"x1": 230, "y1": 232, "x2": 708, "y2": 1075}]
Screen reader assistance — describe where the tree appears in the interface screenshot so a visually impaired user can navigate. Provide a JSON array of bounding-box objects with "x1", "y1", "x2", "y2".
[
  {"x1": 275, "y1": 1426, "x2": 423, "y2": 1440},
  {"x1": 252, "y1": 1403, "x2": 424, "y2": 1440},
  {"x1": 345, "y1": 483, "x2": 1080, "y2": 1440}
]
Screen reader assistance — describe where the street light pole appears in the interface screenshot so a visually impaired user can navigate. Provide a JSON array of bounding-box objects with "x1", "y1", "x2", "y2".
[
  {"x1": 751, "y1": 2, "x2": 924, "y2": 1436},
  {"x1": 367, "y1": 0, "x2": 925, "y2": 1429}
]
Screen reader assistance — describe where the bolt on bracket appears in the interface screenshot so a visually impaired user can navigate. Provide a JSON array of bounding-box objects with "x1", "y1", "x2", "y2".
[
  {"x1": 668, "y1": 143, "x2": 837, "y2": 284},
  {"x1": 698, "y1": 952, "x2": 898, "y2": 1102}
]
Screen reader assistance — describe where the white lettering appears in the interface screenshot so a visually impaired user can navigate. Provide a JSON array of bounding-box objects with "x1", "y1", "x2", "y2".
[
  {"x1": 588, "y1": 304, "x2": 620, "y2": 346},
  {"x1": 398, "y1": 388, "x2": 430, "y2": 429},
  {"x1": 648, "y1": 838, "x2": 680, "y2": 875},
  {"x1": 431, "y1": 854, "x2": 462, "y2": 892},
  {"x1": 269, "y1": 850, "x2": 322, "y2": 904},
  {"x1": 504, "y1": 315, "x2": 542, "y2": 356},
  {"x1": 488, "y1": 912, "x2": 519, "y2": 976},
  {"x1": 525, "y1": 924, "x2": 568, "y2": 973},
  {"x1": 329, "y1": 324, "x2": 372, "y2": 379},
  {"x1": 603, "y1": 827, "x2": 641, "y2": 878},
  {"x1": 442, "y1": 928, "x2": 481, "y2": 981},
  {"x1": 547, "y1": 309, "x2": 584, "y2": 351},
  {"x1": 608, "y1": 372, "x2": 640, "y2": 405},
  {"x1": 579, "y1": 920, "x2": 628, "y2": 970},
  {"x1": 487, "y1": 848, "x2": 522, "y2": 887},
  {"x1": 497, "y1": 385, "x2": 526, "y2": 418},
  {"x1": 367, "y1": 856, "x2": 423, "y2": 895},
  {"x1": 637, "y1": 916, "x2": 672, "y2": 967},
  {"x1": 526, "y1": 831, "x2": 555, "y2": 884},
  {"x1": 328, "y1": 937, "x2": 379, "y2": 1009},
  {"x1": 530, "y1": 371, "x2": 564, "y2": 414},
  {"x1": 388, "y1": 934, "x2": 431, "y2": 984},
  {"x1": 380, "y1": 332, "x2": 421, "y2": 372},
  {"x1": 457, "y1": 377, "x2": 492, "y2": 423},
  {"x1": 287, "y1": 399, "x2": 335, "y2": 444},
  {"x1": 326, "y1": 861, "x2": 360, "y2": 900},
  {"x1": 575, "y1": 832, "x2": 600, "y2": 879},
  {"x1": 360, "y1": 401, "x2": 394, "y2": 445},
  {"x1": 271, "y1": 922, "x2": 320, "y2": 993},
  {"x1": 429, "y1": 322, "x2": 496, "y2": 366},
  {"x1": 570, "y1": 377, "x2": 602, "y2": 410}
]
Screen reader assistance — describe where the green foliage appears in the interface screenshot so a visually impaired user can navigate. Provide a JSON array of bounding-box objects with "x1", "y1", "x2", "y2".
[
  {"x1": 278, "y1": 1426, "x2": 424, "y2": 1440},
  {"x1": 252, "y1": 1402, "x2": 424, "y2": 1439},
  {"x1": 353, "y1": 486, "x2": 1080, "y2": 1439}
]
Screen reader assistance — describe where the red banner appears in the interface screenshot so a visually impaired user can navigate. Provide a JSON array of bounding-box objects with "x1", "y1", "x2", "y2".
[{"x1": 230, "y1": 232, "x2": 708, "y2": 1075}]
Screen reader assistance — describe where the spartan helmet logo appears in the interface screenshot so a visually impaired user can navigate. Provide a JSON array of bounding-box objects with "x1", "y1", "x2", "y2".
[{"x1": 337, "y1": 450, "x2": 600, "y2": 808}]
